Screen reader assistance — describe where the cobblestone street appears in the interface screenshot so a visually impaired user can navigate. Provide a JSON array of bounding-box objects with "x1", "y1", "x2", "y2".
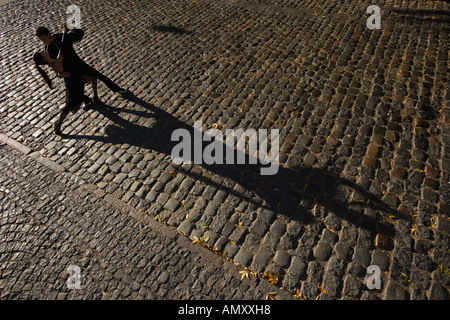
[
  {"x1": 1, "y1": 0, "x2": 449, "y2": 300},
  {"x1": 0, "y1": 142, "x2": 287, "y2": 300}
]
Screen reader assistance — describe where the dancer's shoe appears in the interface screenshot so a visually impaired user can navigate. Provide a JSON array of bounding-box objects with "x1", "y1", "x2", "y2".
[{"x1": 54, "y1": 123, "x2": 62, "y2": 135}]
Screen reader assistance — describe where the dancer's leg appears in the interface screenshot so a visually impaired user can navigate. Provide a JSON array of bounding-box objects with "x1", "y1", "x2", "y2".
[
  {"x1": 91, "y1": 78, "x2": 100, "y2": 103},
  {"x1": 82, "y1": 75, "x2": 98, "y2": 103},
  {"x1": 82, "y1": 64, "x2": 122, "y2": 93},
  {"x1": 54, "y1": 111, "x2": 68, "y2": 135}
]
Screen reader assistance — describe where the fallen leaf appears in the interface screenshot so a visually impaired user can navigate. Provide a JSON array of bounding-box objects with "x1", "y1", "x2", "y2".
[
  {"x1": 294, "y1": 289, "x2": 308, "y2": 300},
  {"x1": 326, "y1": 225, "x2": 337, "y2": 234},
  {"x1": 239, "y1": 270, "x2": 250, "y2": 280},
  {"x1": 266, "y1": 292, "x2": 277, "y2": 300},
  {"x1": 264, "y1": 271, "x2": 278, "y2": 285}
]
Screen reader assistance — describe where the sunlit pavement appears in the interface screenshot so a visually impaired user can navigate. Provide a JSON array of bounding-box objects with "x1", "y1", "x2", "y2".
[{"x1": 0, "y1": 0, "x2": 449, "y2": 300}]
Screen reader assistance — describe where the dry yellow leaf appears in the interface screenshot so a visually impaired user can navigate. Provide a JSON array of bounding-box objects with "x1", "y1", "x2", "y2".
[{"x1": 239, "y1": 270, "x2": 250, "y2": 280}]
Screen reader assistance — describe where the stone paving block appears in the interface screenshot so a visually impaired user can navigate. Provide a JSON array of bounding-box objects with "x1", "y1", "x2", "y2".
[
  {"x1": 145, "y1": 190, "x2": 158, "y2": 202},
  {"x1": 300, "y1": 282, "x2": 320, "y2": 300},
  {"x1": 384, "y1": 280, "x2": 408, "y2": 300},
  {"x1": 113, "y1": 173, "x2": 128, "y2": 185},
  {"x1": 249, "y1": 218, "x2": 269, "y2": 237},
  {"x1": 313, "y1": 241, "x2": 332, "y2": 262},
  {"x1": 156, "y1": 193, "x2": 170, "y2": 206},
  {"x1": 105, "y1": 155, "x2": 118, "y2": 165},
  {"x1": 343, "y1": 274, "x2": 363, "y2": 299},
  {"x1": 233, "y1": 248, "x2": 253, "y2": 267},
  {"x1": 352, "y1": 246, "x2": 371, "y2": 267},
  {"x1": 204, "y1": 201, "x2": 220, "y2": 216},
  {"x1": 88, "y1": 163, "x2": 101, "y2": 174},
  {"x1": 273, "y1": 250, "x2": 291, "y2": 268},
  {"x1": 370, "y1": 249, "x2": 389, "y2": 271},
  {"x1": 287, "y1": 256, "x2": 307, "y2": 279},
  {"x1": 270, "y1": 220, "x2": 286, "y2": 237},
  {"x1": 164, "y1": 198, "x2": 180, "y2": 212}
]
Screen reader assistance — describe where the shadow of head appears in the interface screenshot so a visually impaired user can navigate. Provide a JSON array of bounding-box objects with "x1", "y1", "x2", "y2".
[
  {"x1": 391, "y1": 7, "x2": 450, "y2": 23},
  {"x1": 152, "y1": 24, "x2": 190, "y2": 34}
]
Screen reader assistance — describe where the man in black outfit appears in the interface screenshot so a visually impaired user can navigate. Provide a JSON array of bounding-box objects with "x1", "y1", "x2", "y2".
[{"x1": 36, "y1": 25, "x2": 128, "y2": 99}]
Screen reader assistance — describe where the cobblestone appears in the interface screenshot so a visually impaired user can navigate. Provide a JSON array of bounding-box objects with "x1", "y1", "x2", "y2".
[
  {"x1": 0, "y1": 143, "x2": 283, "y2": 299},
  {"x1": 1, "y1": 0, "x2": 449, "y2": 300}
]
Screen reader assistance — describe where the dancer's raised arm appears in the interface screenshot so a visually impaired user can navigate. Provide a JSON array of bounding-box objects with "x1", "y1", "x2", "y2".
[{"x1": 63, "y1": 22, "x2": 84, "y2": 45}]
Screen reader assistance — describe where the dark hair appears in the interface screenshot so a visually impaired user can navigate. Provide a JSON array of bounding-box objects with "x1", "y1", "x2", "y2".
[
  {"x1": 47, "y1": 43, "x2": 60, "y2": 60},
  {"x1": 36, "y1": 26, "x2": 51, "y2": 37},
  {"x1": 33, "y1": 52, "x2": 47, "y2": 65},
  {"x1": 33, "y1": 52, "x2": 53, "y2": 89}
]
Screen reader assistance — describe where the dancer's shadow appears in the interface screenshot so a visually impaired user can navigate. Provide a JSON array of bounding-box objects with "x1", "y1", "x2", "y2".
[
  {"x1": 152, "y1": 24, "x2": 190, "y2": 34},
  {"x1": 64, "y1": 93, "x2": 405, "y2": 238},
  {"x1": 390, "y1": 7, "x2": 450, "y2": 23}
]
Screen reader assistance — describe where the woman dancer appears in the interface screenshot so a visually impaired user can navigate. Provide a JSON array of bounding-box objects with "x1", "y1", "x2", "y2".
[{"x1": 33, "y1": 44, "x2": 98, "y2": 135}]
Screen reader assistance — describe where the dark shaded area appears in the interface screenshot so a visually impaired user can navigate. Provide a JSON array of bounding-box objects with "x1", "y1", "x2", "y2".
[
  {"x1": 62, "y1": 92, "x2": 405, "y2": 241},
  {"x1": 391, "y1": 7, "x2": 450, "y2": 23},
  {"x1": 152, "y1": 24, "x2": 190, "y2": 34}
]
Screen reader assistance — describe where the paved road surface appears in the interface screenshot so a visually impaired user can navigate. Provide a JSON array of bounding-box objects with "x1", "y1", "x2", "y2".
[{"x1": 0, "y1": 0, "x2": 449, "y2": 300}]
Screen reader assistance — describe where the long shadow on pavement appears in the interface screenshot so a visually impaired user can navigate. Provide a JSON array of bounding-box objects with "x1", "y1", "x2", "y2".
[{"x1": 63, "y1": 93, "x2": 406, "y2": 242}]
